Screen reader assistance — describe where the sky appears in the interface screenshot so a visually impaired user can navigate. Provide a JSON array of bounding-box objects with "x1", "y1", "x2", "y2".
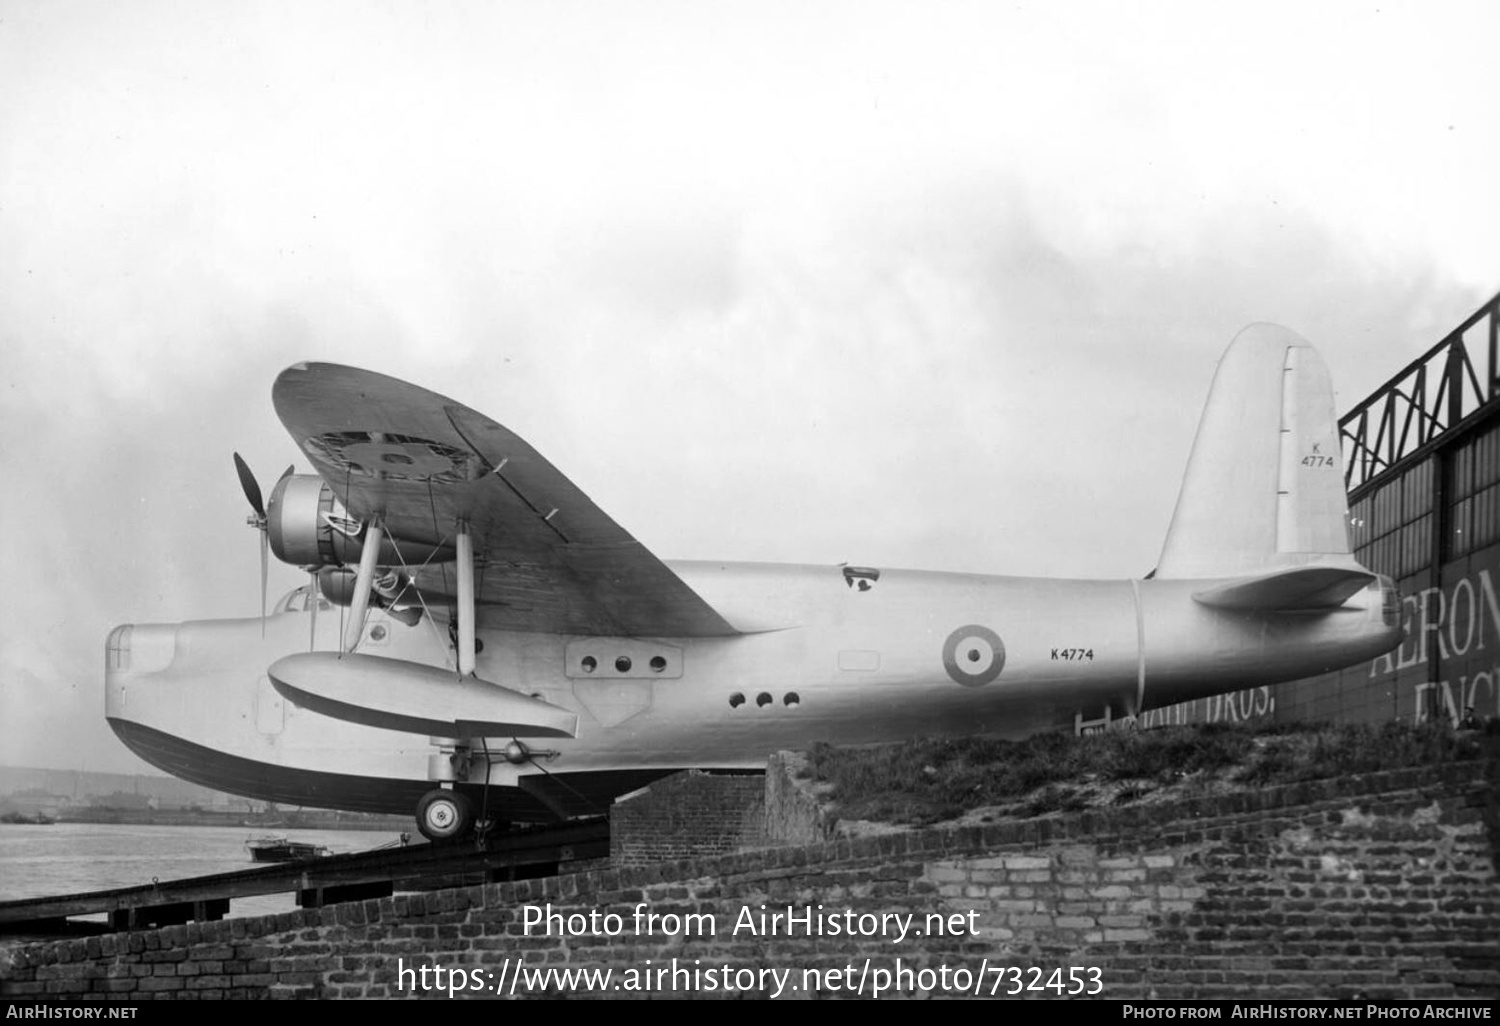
[{"x1": 1, "y1": 0, "x2": 1496, "y2": 774}]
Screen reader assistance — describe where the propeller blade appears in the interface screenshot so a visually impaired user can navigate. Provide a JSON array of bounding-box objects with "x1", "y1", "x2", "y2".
[
  {"x1": 278, "y1": 464, "x2": 294, "y2": 484},
  {"x1": 233, "y1": 452, "x2": 266, "y2": 519}
]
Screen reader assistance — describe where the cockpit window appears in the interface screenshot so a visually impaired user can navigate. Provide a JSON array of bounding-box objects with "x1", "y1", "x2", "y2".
[{"x1": 276, "y1": 586, "x2": 329, "y2": 614}]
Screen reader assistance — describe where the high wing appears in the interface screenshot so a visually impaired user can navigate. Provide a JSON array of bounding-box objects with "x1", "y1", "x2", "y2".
[{"x1": 272, "y1": 362, "x2": 738, "y2": 638}]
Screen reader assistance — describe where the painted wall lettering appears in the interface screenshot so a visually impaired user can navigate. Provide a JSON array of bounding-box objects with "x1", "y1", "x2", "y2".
[
  {"x1": 1134, "y1": 686, "x2": 1275, "y2": 731},
  {"x1": 1370, "y1": 568, "x2": 1500, "y2": 676},
  {"x1": 1412, "y1": 664, "x2": 1499, "y2": 724}
]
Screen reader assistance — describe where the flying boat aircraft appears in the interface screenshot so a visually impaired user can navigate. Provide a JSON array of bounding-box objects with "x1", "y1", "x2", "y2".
[{"x1": 105, "y1": 325, "x2": 1403, "y2": 840}]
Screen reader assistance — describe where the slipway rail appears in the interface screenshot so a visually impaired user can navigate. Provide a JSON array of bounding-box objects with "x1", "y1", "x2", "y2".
[{"x1": 0, "y1": 818, "x2": 607, "y2": 934}]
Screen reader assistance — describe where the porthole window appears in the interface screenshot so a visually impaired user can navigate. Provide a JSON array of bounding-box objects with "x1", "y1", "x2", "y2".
[
  {"x1": 756, "y1": 692, "x2": 772, "y2": 708},
  {"x1": 729, "y1": 693, "x2": 745, "y2": 708},
  {"x1": 581, "y1": 656, "x2": 597, "y2": 673},
  {"x1": 784, "y1": 692, "x2": 800, "y2": 707},
  {"x1": 369, "y1": 625, "x2": 387, "y2": 642},
  {"x1": 615, "y1": 656, "x2": 632, "y2": 673},
  {"x1": 650, "y1": 655, "x2": 667, "y2": 672}
]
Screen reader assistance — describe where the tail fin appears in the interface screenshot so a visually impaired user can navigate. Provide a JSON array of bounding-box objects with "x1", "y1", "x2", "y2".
[{"x1": 1156, "y1": 324, "x2": 1359, "y2": 581}]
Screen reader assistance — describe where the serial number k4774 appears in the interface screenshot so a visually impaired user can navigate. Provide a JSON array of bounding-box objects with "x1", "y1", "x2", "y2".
[{"x1": 1050, "y1": 648, "x2": 1095, "y2": 661}]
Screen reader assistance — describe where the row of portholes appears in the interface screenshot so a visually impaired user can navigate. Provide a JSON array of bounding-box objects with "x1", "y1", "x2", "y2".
[
  {"x1": 579, "y1": 654, "x2": 669, "y2": 673},
  {"x1": 729, "y1": 691, "x2": 800, "y2": 708}
]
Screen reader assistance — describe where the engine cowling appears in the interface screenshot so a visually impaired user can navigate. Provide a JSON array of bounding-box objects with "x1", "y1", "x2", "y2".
[
  {"x1": 316, "y1": 567, "x2": 413, "y2": 606},
  {"x1": 266, "y1": 475, "x2": 452, "y2": 568}
]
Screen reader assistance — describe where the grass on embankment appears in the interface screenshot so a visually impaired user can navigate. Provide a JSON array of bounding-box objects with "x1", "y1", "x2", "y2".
[{"x1": 800, "y1": 719, "x2": 1494, "y2": 829}]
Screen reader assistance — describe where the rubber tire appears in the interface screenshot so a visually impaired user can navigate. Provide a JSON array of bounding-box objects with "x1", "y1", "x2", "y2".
[{"x1": 415, "y1": 789, "x2": 474, "y2": 842}]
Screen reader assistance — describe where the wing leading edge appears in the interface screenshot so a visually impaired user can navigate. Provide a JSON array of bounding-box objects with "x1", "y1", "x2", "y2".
[{"x1": 272, "y1": 362, "x2": 739, "y2": 638}]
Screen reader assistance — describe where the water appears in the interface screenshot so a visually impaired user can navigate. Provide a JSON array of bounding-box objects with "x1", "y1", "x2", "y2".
[{"x1": 0, "y1": 822, "x2": 404, "y2": 921}]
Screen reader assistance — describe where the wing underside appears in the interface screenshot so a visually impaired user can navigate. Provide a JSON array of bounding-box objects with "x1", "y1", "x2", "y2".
[{"x1": 273, "y1": 362, "x2": 738, "y2": 638}]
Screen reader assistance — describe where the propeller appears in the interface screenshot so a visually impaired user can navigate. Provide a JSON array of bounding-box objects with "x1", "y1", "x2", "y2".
[{"x1": 233, "y1": 453, "x2": 293, "y2": 634}]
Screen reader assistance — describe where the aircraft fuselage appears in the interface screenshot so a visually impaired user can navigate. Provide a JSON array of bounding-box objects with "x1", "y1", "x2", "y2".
[{"x1": 105, "y1": 559, "x2": 1400, "y2": 821}]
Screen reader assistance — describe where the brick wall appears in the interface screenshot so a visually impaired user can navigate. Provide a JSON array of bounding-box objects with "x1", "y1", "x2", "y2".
[
  {"x1": 4, "y1": 759, "x2": 1496, "y2": 1000},
  {"x1": 609, "y1": 770, "x2": 767, "y2": 866}
]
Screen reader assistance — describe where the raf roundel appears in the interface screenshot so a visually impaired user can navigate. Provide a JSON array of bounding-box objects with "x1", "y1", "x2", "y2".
[{"x1": 942, "y1": 625, "x2": 1006, "y2": 687}]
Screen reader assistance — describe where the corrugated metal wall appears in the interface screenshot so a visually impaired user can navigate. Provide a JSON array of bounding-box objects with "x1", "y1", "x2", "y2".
[{"x1": 1278, "y1": 415, "x2": 1500, "y2": 728}]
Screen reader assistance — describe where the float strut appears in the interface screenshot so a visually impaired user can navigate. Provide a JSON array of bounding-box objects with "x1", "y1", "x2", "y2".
[
  {"x1": 343, "y1": 519, "x2": 384, "y2": 653},
  {"x1": 456, "y1": 522, "x2": 476, "y2": 676}
]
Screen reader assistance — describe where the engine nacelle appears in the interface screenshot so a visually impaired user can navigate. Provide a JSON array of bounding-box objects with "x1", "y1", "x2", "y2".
[
  {"x1": 316, "y1": 567, "x2": 425, "y2": 626},
  {"x1": 267, "y1": 475, "x2": 453, "y2": 568},
  {"x1": 316, "y1": 567, "x2": 412, "y2": 606}
]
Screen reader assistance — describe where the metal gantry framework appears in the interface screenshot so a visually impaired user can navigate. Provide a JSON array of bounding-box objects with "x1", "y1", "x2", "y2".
[{"x1": 1341, "y1": 291, "x2": 1500, "y2": 498}]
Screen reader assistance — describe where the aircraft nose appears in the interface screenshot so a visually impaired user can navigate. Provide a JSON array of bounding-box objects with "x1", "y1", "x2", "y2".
[
  {"x1": 105, "y1": 623, "x2": 179, "y2": 717},
  {"x1": 105, "y1": 623, "x2": 178, "y2": 674}
]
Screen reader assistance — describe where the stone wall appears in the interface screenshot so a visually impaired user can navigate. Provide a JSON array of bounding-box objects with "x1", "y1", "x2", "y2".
[
  {"x1": 762, "y1": 751, "x2": 837, "y2": 845},
  {"x1": 3, "y1": 759, "x2": 1496, "y2": 1000}
]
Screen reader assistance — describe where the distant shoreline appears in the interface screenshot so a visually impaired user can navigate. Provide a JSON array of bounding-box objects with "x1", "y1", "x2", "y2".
[{"x1": 8, "y1": 809, "x2": 409, "y2": 831}]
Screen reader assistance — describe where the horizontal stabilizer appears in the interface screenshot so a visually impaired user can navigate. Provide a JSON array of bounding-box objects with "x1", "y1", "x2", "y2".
[
  {"x1": 1192, "y1": 566, "x2": 1375, "y2": 612},
  {"x1": 268, "y1": 652, "x2": 578, "y2": 738}
]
